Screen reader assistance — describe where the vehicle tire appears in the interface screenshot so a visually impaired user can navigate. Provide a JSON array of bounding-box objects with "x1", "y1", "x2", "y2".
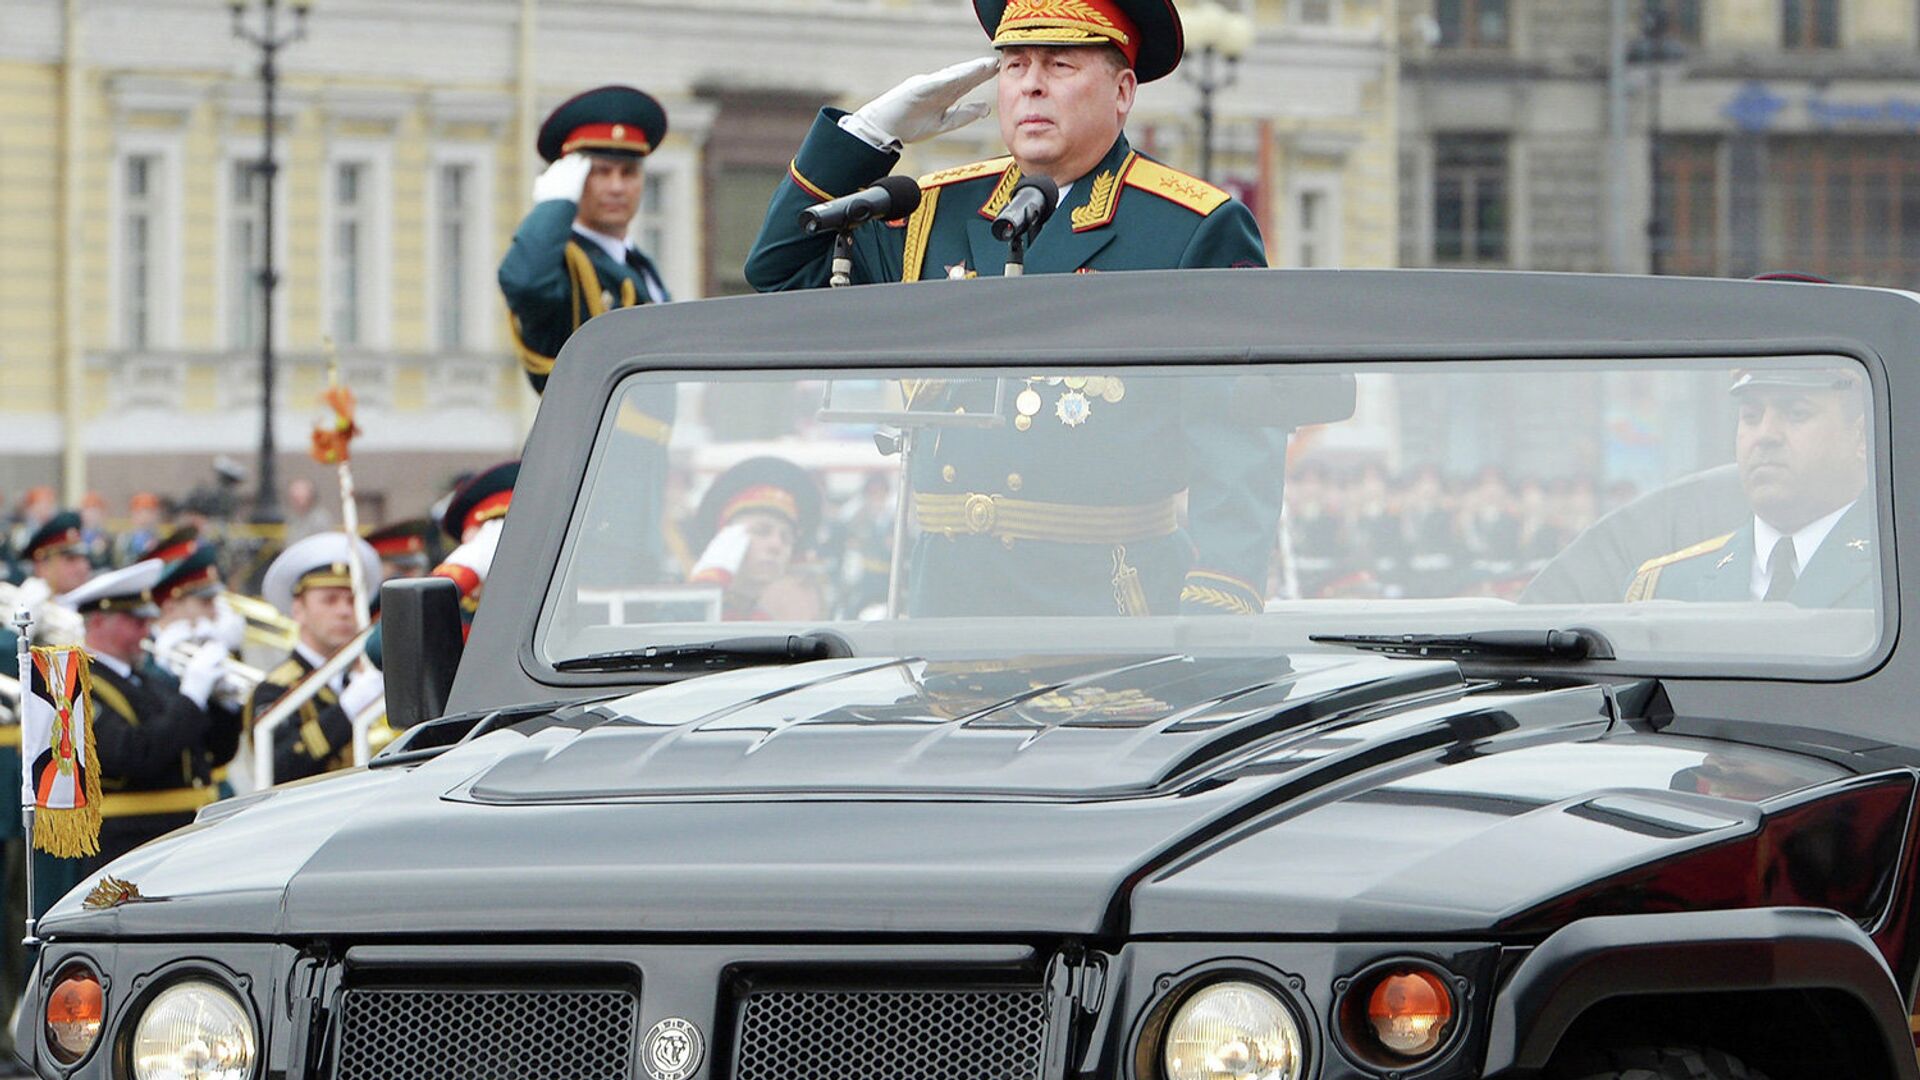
[{"x1": 1552, "y1": 1045, "x2": 1771, "y2": 1080}]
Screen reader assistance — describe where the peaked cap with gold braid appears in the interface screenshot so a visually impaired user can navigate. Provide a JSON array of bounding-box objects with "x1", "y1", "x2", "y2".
[{"x1": 974, "y1": 0, "x2": 1185, "y2": 82}]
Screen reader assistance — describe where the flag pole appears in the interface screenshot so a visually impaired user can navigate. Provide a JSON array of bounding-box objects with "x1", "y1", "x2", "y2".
[
  {"x1": 318, "y1": 338, "x2": 370, "y2": 636},
  {"x1": 12, "y1": 602, "x2": 37, "y2": 947}
]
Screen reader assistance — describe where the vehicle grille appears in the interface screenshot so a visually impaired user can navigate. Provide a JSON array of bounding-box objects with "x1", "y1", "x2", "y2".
[
  {"x1": 335, "y1": 988, "x2": 636, "y2": 1080},
  {"x1": 734, "y1": 988, "x2": 1050, "y2": 1080}
]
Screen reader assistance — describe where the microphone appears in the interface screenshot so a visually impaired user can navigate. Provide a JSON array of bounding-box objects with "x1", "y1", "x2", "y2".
[
  {"x1": 991, "y1": 176, "x2": 1059, "y2": 243},
  {"x1": 798, "y1": 175, "x2": 924, "y2": 235}
]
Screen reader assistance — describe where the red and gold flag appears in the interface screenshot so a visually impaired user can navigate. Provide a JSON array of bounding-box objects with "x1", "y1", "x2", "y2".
[{"x1": 21, "y1": 646, "x2": 102, "y2": 858}]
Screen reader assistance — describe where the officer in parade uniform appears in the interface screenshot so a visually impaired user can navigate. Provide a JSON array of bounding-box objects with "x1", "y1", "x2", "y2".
[
  {"x1": 745, "y1": 0, "x2": 1283, "y2": 616},
  {"x1": 500, "y1": 86, "x2": 676, "y2": 585},
  {"x1": 248, "y1": 533, "x2": 384, "y2": 783},
  {"x1": 687, "y1": 458, "x2": 823, "y2": 621},
  {"x1": 367, "y1": 519, "x2": 437, "y2": 583},
  {"x1": 64, "y1": 561, "x2": 238, "y2": 873},
  {"x1": 1627, "y1": 366, "x2": 1874, "y2": 607},
  {"x1": 15, "y1": 512, "x2": 95, "y2": 618}
]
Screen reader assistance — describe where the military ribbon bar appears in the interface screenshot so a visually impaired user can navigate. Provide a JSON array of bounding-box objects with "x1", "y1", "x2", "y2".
[{"x1": 22, "y1": 646, "x2": 102, "y2": 858}]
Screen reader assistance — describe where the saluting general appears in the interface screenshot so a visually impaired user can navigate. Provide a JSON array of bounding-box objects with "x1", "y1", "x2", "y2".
[{"x1": 745, "y1": 0, "x2": 1285, "y2": 617}]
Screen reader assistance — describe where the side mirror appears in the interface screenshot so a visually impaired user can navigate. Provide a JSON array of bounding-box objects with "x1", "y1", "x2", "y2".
[{"x1": 379, "y1": 577, "x2": 464, "y2": 729}]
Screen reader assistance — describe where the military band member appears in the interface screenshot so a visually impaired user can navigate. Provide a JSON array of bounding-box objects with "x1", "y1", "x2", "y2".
[
  {"x1": 64, "y1": 561, "x2": 238, "y2": 873},
  {"x1": 687, "y1": 458, "x2": 822, "y2": 621},
  {"x1": 745, "y1": 0, "x2": 1282, "y2": 617},
  {"x1": 500, "y1": 86, "x2": 676, "y2": 582},
  {"x1": 249, "y1": 533, "x2": 384, "y2": 783},
  {"x1": 1627, "y1": 366, "x2": 1873, "y2": 607}
]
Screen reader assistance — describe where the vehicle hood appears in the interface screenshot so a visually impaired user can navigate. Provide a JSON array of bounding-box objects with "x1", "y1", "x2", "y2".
[{"x1": 41, "y1": 653, "x2": 1856, "y2": 940}]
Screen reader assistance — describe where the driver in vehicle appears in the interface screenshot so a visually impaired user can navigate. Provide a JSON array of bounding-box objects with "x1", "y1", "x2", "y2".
[{"x1": 1625, "y1": 366, "x2": 1873, "y2": 607}]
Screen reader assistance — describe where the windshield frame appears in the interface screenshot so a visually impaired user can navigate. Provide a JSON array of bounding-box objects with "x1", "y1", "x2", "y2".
[{"x1": 521, "y1": 342, "x2": 1897, "y2": 688}]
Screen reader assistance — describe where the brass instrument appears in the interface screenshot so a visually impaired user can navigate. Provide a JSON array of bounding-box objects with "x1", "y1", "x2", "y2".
[
  {"x1": 221, "y1": 592, "x2": 298, "y2": 653},
  {"x1": 141, "y1": 637, "x2": 265, "y2": 713},
  {"x1": 0, "y1": 583, "x2": 83, "y2": 647}
]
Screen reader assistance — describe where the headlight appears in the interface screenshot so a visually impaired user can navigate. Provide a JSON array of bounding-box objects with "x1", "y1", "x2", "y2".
[
  {"x1": 44, "y1": 962, "x2": 103, "y2": 1064},
  {"x1": 130, "y1": 979, "x2": 256, "y2": 1080},
  {"x1": 1335, "y1": 963, "x2": 1459, "y2": 1070},
  {"x1": 1162, "y1": 980, "x2": 1305, "y2": 1080}
]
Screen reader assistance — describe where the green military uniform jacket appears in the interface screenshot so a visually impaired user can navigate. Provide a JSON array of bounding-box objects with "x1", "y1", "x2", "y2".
[
  {"x1": 744, "y1": 111, "x2": 1282, "y2": 616},
  {"x1": 498, "y1": 199, "x2": 678, "y2": 582},
  {"x1": 1625, "y1": 500, "x2": 1876, "y2": 608}
]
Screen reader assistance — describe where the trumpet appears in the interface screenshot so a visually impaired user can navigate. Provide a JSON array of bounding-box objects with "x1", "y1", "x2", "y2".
[
  {"x1": 142, "y1": 637, "x2": 265, "y2": 713},
  {"x1": 221, "y1": 593, "x2": 298, "y2": 653}
]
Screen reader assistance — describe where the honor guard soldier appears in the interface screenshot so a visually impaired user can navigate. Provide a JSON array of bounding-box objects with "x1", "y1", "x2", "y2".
[
  {"x1": 1627, "y1": 365, "x2": 1873, "y2": 608},
  {"x1": 365, "y1": 465, "x2": 517, "y2": 672},
  {"x1": 249, "y1": 533, "x2": 384, "y2": 783},
  {"x1": 367, "y1": 518, "x2": 437, "y2": 583},
  {"x1": 64, "y1": 560, "x2": 239, "y2": 873},
  {"x1": 745, "y1": 0, "x2": 1283, "y2": 617},
  {"x1": 501, "y1": 86, "x2": 676, "y2": 582},
  {"x1": 17, "y1": 512, "x2": 94, "y2": 615}
]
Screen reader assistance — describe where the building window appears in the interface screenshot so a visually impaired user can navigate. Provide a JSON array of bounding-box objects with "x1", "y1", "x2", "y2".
[
  {"x1": 1782, "y1": 0, "x2": 1838, "y2": 49},
  {"x1": 331, "y1": 161, "x2": 367, "y2": 346},
  {"x1": 120, "y1": 155, "x2": 160, "y2": 349},
  {"x1": 1435, "y1": 0, "x2": 1508, "y2": 48},
  {"x1": 1432, "y1": 135, "x2": 1507, "y2": 265},
  {"x1": 436, "y1": 162, "x2": 471, "y2": 350},
  {"x1": 633, "y1": 172, "x2": 670, "y2": 271},
  {"x1": 1651, "y1": 0, "x2": 1701, "y2": 45},
  {"x1": 1769, "y1": 138, "x2": 1920, "y2": 287},
  {"x1": 1291, "y1": 0, "x2": 1334, "y2": 25},
  {"x1": 1289, "y1": 184, "x2": 1341, "y2": 268},
  {"x1": 228, "y1": 160, "x2": 265, "y2": 350},
  {"x1": 1656, "y1": 139, "x2": 1719, "y2": 276}
]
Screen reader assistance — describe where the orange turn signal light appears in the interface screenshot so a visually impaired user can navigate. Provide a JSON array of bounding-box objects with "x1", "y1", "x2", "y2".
[
  {"x1": 44, "y1": 964, "x2": 103, "y2": 1064},
  {"x1": 1364, "y1": 968, "x2": 1453, "y2": 1057}
]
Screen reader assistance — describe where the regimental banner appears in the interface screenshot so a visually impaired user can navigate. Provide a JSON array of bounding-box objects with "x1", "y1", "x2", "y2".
[{"x1": 22, "y1": 647, "x2": 101, "y2": 858}]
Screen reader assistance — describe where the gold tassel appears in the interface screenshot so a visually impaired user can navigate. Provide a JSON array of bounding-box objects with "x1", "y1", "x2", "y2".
[{"x1": 27, "y1": 647, "x2": 101, "y2": 858}]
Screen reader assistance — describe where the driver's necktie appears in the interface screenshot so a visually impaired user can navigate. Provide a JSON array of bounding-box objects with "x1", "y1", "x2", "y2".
[{"x1": 1763, "y1": 537, "x2": 1798, "y2": 602}]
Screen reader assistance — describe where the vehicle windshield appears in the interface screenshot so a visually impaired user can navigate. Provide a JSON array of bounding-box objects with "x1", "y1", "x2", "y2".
[{"x1": 538, "y1": 357, "x2": 1884, "y2": 675}]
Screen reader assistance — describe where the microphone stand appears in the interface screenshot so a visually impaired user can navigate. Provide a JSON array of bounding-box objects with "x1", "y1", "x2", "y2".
[
  {"x1": 1003, "y1": 232, "x2": 1026, "y2": 277},
  {"x1": 830, "y1": 229, "x2": 855, "y2": 288}
]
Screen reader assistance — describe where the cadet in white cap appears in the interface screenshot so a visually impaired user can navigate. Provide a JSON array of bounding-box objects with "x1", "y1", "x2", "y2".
[
  {"x1": 63, "y1": 560, "x2": 240, "y2": 872},
  {"x1": 248, "y1": 532, "x2": 384, "y2": 782}
]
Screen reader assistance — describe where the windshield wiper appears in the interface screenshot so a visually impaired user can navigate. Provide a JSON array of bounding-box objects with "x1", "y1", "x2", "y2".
[
  {"x1": 553, "y1": 633, "x2": 853, "y2": 673},
  {"x1": 1309, "y1": 628, "x2": 1613, "y2": 661}
]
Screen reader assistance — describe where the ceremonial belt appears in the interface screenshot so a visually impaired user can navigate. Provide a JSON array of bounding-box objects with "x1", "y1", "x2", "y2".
[
  {"x1": 101, "y1": 785, "x2": 217, "y2": 818},
  {"x1": 916, "y1": 493, "x2": 1178, "y2": 544}
]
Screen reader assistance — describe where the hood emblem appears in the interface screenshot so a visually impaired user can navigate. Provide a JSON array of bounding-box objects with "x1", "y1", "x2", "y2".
[
  {"x1": 644, "y1": 1017, "x2": 704, "y2": 1080},
  {"x1": 82, "y1": 875, "x2": 144, "y2": 910}
]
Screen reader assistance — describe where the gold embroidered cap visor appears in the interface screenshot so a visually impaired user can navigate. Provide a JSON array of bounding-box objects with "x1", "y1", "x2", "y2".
[{"x1": 974, "y1": 0, "x2": 1184, "y2": 83}]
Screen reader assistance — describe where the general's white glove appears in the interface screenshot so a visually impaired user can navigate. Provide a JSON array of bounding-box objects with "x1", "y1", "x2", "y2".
[
  {"x1": 179, "y1": 643, "x2": 226, "y2": 711},
  {"x1": 340, "y1": 669, "x2": 385, "y2": 720},
  {"x1": 532, "y1": 152, "x2": 592, "y2": 204},
  {"x1": 690, "y1": 523, "x2": 752, "y2": 586},
  {"x1": 439, "y1": 518, "x2": 503, "y2": 584},
  {"x1": 841, "y1": 56, "x2": 998, "y2": 150},
  {"x1": 152, "y1": 620, "x2": 196, "y2": 673}
]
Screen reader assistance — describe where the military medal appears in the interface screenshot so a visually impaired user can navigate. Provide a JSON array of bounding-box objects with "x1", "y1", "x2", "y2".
[
  {"x1": 1016, "y1": 387, "x2": 1042, "y2": 417},
  {"x1": 1015, "y1": 415, "x2": 1032, "y2": 431},
  {"x1": 1055, "y1": 391, "x2": 1092, "y2": 427},
  {"x1": 1103, "y1": 378, "x2": 1126, "y2": 403}
]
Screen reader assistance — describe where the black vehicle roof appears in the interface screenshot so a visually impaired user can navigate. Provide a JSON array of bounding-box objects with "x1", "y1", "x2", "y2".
[{"x1": 460, "y1": 269, "x2": 1919, "y2": 757}]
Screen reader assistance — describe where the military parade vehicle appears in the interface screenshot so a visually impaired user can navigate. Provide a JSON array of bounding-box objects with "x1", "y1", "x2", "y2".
[{"x1": 17, "y1": 269, "x2": 1920, "y2": 1080}]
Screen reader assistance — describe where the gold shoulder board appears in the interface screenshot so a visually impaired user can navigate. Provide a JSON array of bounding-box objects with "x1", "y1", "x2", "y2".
[
  {"x1": 918, "y1": 156, "x2": 1015, "y2": 190},
  {"x1": 266, "y1": 658, "x2": 305, "y2": 687},
  {"x1": 1124, "y1": 158, "x2": 1232, "y2": 216}
]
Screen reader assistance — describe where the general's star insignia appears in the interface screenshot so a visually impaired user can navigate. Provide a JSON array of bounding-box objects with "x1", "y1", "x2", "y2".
[
  {"x1": 1055, "y1": 390, "x2": 1092, "y2": 427},
  {"x1": 1848, "y1": 539, "x2": 1870, "y2": 551}
]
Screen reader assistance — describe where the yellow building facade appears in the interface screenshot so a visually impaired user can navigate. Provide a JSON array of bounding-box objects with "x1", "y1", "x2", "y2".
[{"x1": 2, "y1": 0, "x2": 1396, "y2": 521}]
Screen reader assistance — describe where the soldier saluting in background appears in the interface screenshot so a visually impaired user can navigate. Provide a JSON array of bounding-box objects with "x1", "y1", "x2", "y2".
[{"x1": 500, "y1": 86, "x2": 678, "y2": 585}]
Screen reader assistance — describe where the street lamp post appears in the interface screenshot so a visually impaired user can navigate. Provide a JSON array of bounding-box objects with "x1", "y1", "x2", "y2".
[
  {"x1": 1628, "y1": 0, "x2": 1685, "y2": 275},
  {"x1": 1180, "y1": 1, "x2": 1255, "y2": 183},
  {"x1": 230, "y1": 0, "x2": 309, "y2": 525}
]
